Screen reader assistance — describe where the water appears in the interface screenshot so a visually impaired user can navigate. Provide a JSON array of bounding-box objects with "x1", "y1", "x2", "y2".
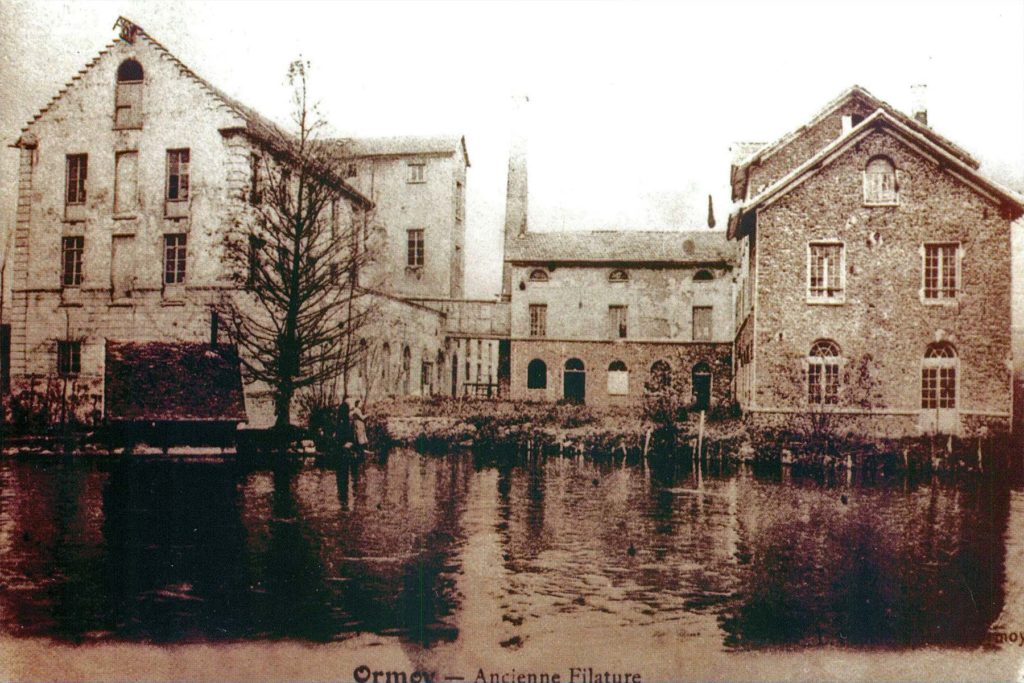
[{"x1": 0, "y1": 450, "x2": 1018, "y2": 650}]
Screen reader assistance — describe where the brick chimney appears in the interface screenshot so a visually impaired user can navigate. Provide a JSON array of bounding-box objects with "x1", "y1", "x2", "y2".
[
  {"x1": 501, "y1": 94, "x2": 529, "y2": 300},
  {"x1": 910, "y1": 84, "x2": 928, "y2": 126}
]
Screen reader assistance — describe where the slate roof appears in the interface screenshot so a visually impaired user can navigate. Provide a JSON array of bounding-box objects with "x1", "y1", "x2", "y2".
[
  {"x1": 105, "y1": 341, "x2": 246, "y2": 422},
  {"x1": 727, "y1": 108, "x2": 1024, "y2": 240},
  {"x1": 329, "y1": 135, "x2": 470, "y2": 166},
  {"x1": 505, "y1": 230, "x2": 734, "y2": 265}
]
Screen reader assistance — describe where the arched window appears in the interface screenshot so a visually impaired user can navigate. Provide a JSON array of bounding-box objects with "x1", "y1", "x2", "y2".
[
  {"x1": 693, "y1": 269, "x2": 714, "y2": 282},
  {"x1": 402, "y1": 345, "x2": 412, "y2": 394},
  {"x1": 608, "y1": 269, "x2": 629, "y2": 283},
  {"x1": 808, "y1": 339, "x2": 841, "y2": 405},
  {"x1": 437, "y1": 350, "x2": 445, "y2": 390},
  {"x1": 692, "y1": 362, "x2": 712, "y2": 410},
  {"x1": 527, "y1": 359, "x2": 547, "y2": 389},
  {"x1": 647, "y1": 360, "x2": 672, "y2": 392},
  {"x1": 864, "y1": 156, "x2": 897, "y2": 205},
  {"x1": 115, "y1": 60, "x2": 144, "y2": 129},
  {"x1": 607, "y1": 360, "x2": 628, "y2": 395},
  {"x1": 529, "y1": 269, "x2": 549, "y2": 282},
  {"x1": 563, "y1": 358, "x2": 586, "y2": 403},
  {"x1": 922, "y1": 342, "x2": 957, "y2": 409}
]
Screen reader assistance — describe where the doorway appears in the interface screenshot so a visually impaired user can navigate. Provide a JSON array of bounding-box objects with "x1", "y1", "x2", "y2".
[
  {"x1": 563, "y1": 358, "x2": 586, "y2": 404},
  {"x1": 692, "y1": 362, "x2": 712, "y2": 412}
]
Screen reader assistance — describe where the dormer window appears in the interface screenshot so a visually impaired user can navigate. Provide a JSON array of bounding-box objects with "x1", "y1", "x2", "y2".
[
  {"x1": 608, "y1": 269, "x2": 629, "y2": 283},
  {"x1": 864, "y1": 156, "x2": 897, "y2": 205},
  {"x1": 529, "y1": 269, "x2": 549, "y2": 282},
  {"x1": 114, "y1": 59, "x2": 144, "y2": 129}
]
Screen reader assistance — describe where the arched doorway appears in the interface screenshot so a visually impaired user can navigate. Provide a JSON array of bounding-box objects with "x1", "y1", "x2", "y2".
[
  {"x1": 692, "y1": 362, "x2": 712, "y2": 412},
  {"x1": 563, "y1": 358, "x2": 586, "y2": 404}
]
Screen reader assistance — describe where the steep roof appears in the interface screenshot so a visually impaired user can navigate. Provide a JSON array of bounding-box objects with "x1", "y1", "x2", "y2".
[
  {"x1": 733, "y1": 85, "x2": 979, "y2": 173},
  {"x1": 329, "y1": 135, "x2": 470, "y2": 167},
  {"x1": 505, "y1": 230, "x2": 734, "y2": 265},
  {"x1": 105, "y1": 341, "x2": 246, "y2": 422},
  {"x1": 727, "y1": 108, "x2": 1024, "y2": 240},
  {"x1": 14, "y1": 17, "x2": 371, "y2": 208}
]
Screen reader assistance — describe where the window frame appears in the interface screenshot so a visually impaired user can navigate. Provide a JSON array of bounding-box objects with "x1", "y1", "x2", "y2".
[
  {"x1": 407, "y1": 228, "x2": 425, "y2": 268},
  {"x1": 57, "y1": 340, "x2": 82, "y2": 377},
  {"x1": 65, "y1": 154, "x2": 88, "y2": 206},
  {"x1": 529, "y1": 303, "x2": 547, "y2": 338},
  {"x1": 921, "y1": 343, "x2": 958, "y2": 410},
  {"x1": 163, "y1": 233, "x2": 188, "y2": 286},
  {"x1": 165, "y1": 148, "x2": 191, "y2": 203},
  {"x1": 692, "y1": 305, "x2": 713, "y2": 342},
  {"x1": 921, "y1": 242, "x2": 961, "y2": 304},
  {"x1": 608, "y1": 269, "x2": 629, "y2": 283},
  {"x1": 407, "y1": 162, "x2": 426, "y2": 184},
  {"x1": 528, "y1": 269, "x2": 549, "y2": 282},
  {"x1": 114, "y1": 59, "x2": 144, "y2": 130},
  {"x1": 807, "y1": 339, "x2": 842, "y2": 406},
  {"x1": 608, "y1": 304, "x2": 628, "y2": 339},
  {"x1": 806, "y1": 240, "x2": 846, "y2": 304},
  {"x1": 862, "y1": 156, "x2": 899, "y2": 206},
  {"x1": 607, "y1": 360, "x2": 629, "y2": 396},
  {"x1": 61, "y1": 235, "x2": 84, "y2": 288}
]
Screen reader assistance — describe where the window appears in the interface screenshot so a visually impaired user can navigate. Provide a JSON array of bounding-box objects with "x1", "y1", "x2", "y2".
[
  {"x1": 456, "y1": 181, "x2": 464, "y2": 220},
  {"x1": 250, "y1": 154, "x2": 262, "y2": 205},
  {"x1": 529, "y1": 304, "x2": 547, "y2": 337},
  {"x1": 402, "y1": 345, "x2": 412, "y2": 394},
  {"x1": 608, "y1": 269, "x2": 629, "y2": 283},
  {"x1": 807, "y1": 339, "x2": 841, "y2": 405},
  {"x1": 529, "y1": 269, "x2": 549, "y2": 282},
  {"x1": 864, "y1": 156, "x2": 897, "y2": 205},
  {"x1": 692, "y1": 306, "x2": 712, "y2": 341},
  {"x1": 61, "y1": 236, "x2": 84, "y2": 287},
  {"x1": 163, "y1": 234, "x2": 187, "y2": 285},
  {"x1": 609, "y1": 305, "x2": 627, "y2": 338},
  {"x1": 381, "y1": 342, "x2": 391, "y2": 388},
  {"x1": 407, "y1": 229, "x2": 424, "y2": 267},
  {"x1": 922, "y1": 343, "x2": 957, "y2": 409},
  {"x1": 408, "y1": 162, "x2": 425, "y2": 183},
  {"x1": 65, "y1": 154, "x2": 87, "y2": 205},
  {"x1": 248, "y1": 235, "x2": 265, "y2": 288},
  {"x1": 57, "y1": 340, "x2": 81, "y2": 377},
  {"x1": 607, "y1": 360, "x2": 629, "y2": 395},
  {"x1": 923, "y1": 243, "x2": 958, "y2": 300},
  {"x1": 166, "y1": 149, "x2": 190, "y2": 201},
  {"x1": 527, "y1": 359, "x2": 547, "y2": 389},
  {"x1": 114, "y1": 151, "x2": 138, "y2": 213},
  {"x1": 693, "y1": 269, "x2": 714, "y2": 282},
  {"x1": 808, "y1": 242, "x2": 845, "y2": 302},
  {"x1": 114, "y1": 59, "x2": 143, "y2": 129},
  {"x1": 647, "y1": 360, "x2": 672, "y2": 393}
]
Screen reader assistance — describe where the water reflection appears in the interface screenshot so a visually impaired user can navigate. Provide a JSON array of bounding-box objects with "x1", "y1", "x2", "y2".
[{"x1": 0, "y1": 450, "x2": 1016, "y2": 648}]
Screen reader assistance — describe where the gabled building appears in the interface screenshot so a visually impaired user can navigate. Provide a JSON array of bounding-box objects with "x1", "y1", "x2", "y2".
[
  {"x1": 5, "y1": 18, "x2": 454, "y2": 426},
  {"x1": 728, "y1": 86, "x2": 1024, "y2": 436}
]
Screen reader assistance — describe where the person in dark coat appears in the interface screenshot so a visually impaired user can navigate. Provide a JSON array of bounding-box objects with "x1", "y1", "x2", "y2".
[{"x1": 336, "y1": 400, "x2": 352, "y2": 449}]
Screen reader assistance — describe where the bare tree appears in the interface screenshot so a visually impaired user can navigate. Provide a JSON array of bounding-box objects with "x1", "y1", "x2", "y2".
[{"x1": 220, "y1": 59, "x2": 373, "y2": 431}]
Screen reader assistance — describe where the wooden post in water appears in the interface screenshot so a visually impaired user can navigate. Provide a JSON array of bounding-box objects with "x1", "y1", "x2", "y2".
[{"x1": 643, "y1": 427, "x2": 651, "y2": 461}]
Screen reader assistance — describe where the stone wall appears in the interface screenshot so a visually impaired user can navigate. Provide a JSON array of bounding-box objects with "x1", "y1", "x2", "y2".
[
  {"x1": 509, "y1": 339, "x2": 732, "y2": 409},
  {"x1": 750, "y1": 127, "x2": 1013, "y2": 436}
]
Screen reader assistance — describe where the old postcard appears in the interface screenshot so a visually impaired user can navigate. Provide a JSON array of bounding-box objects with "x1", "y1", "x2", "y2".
[{"x1": 1, "y1": 1, "x2": 1023, "y2": 681}]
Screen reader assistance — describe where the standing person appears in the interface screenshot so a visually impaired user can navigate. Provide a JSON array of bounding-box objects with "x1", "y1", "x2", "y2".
[
  {"x1": 351, "y1": 399, "x2": 369, "y2": 454},
  {"x1": 336, "y1": 400, "x2": 352, "y2": 450}
]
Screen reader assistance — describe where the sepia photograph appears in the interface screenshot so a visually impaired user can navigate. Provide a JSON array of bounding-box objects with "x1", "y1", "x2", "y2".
[{"x1": 1, "y1": 1, "x2": 1023, "y2": 681}]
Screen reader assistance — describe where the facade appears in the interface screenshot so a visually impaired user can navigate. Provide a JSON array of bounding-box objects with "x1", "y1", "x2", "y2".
[
  {"x1": 332, "y1": 136, "x2": 469, "y2": 300},
  {"x1": 5, "y1": 18, "x2": 451, "y2": 426},
  {"x1": 728, "y1": 86, "x2": 1024, "y2": 436},
  {"x1": 505, "y1": 231, "x2": 734, "y2": 408},
  {"x1": 501, "y1": 132, "x2": 734, "y2": 408}
]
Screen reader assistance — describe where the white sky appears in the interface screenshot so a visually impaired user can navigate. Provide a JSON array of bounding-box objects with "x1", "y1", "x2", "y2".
[{"x1": 2, "y1": 0, "x2": 1022, "y2": 299}]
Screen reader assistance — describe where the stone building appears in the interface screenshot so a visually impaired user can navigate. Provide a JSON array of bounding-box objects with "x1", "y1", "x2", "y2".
[
  {"x1": 5, "y1": 18, "x2": 451, "y2": 426},
  {"x1": 728, "y1": 86, "x2": 1024, "y2": 436},
  {"x1": 501, "y1": 131, "x2": 735, "y2": 408}
]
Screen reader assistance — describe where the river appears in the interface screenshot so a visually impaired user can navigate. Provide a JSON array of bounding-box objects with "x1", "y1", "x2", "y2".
[{"x1": 1, "y1": 449, "x2": 1022, "y2": 681}]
